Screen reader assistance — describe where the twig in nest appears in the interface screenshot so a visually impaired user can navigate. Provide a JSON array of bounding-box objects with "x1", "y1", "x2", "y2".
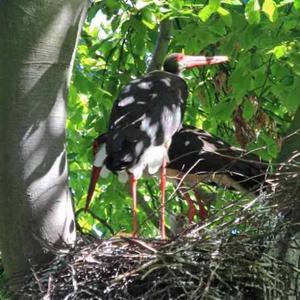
[
  {"x1": 111, "y1": 259, "x2": 159, "y2": 283},
  {"x1": 76, "y1": 207, "x2": 115, "y2": 235},
  {"x1": 121, "y1": 237, "x2": 158, "y2": 254}
]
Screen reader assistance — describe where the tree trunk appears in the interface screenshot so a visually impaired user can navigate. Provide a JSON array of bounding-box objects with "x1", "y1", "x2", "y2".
[
  {"x1": 273, "y1": 105, "x2": 300, "y2": 295},
  {"x1": 0, "y1": 0, "x2": 88, "y2": 290},
  {"x1": 277, "y1": 105, "x2": 300, "y2": 164}
]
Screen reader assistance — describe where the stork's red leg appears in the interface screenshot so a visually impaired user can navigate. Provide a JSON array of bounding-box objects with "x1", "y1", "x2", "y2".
[
  {"x1": 85, "y1": 166, "x2": 101, "y2": 212},
  {"x1": 194, "y1": 190, "x2": 207, "y2": 221},
  {"x1": 179, "y1": 189, "x2": 196, "y2": 223},
  {"x1": 160, "y1": 158, "x2": 167, "y2": 239},
  {"x1": 130, "y1": 175, "x2": 138, "y2": 237}
]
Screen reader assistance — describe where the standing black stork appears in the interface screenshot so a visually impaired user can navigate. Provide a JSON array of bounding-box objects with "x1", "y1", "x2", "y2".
[{"x1": 87, "y1": 53, "x2": 228, "y2": 238}]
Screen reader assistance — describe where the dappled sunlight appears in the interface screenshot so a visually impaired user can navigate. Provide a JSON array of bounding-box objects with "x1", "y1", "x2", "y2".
[
  {"x1": 46, "y1": 96, "x2": 67, "y2": 138},
  {"x1": 27, "y1": 149, "x2": 68, "y2": 196},
  {"x1": 30, "y1": 183, "x2": 76, "y2": 247}
]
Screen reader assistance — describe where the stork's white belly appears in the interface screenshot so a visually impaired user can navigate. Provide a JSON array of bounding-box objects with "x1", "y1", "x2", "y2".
[
  {"x1": 129, "y1": 144, "x2": 169, "y2": 179},
  {"x1": 165, "y1": 168, "x2": 254, "y2": 196},
  {"x1": 93, "y1": 143, "x2": 169, "y2": 182}
]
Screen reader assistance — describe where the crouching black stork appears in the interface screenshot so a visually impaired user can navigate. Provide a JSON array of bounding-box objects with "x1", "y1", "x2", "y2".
[
  {"x1": 167, "y1": 125, "x2": 268, "y2": 220},
  {"x1": 87, "y1": 53, "x2": 228, "y2": 238}
]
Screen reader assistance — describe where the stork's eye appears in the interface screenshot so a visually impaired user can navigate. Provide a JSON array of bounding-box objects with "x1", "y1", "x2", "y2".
[{"x1": 176, "y1": 53, "x2": 184, "y2": 61}]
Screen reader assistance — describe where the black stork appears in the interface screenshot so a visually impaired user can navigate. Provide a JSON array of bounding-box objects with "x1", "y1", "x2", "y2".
[
  {"x1": 87, "y1": 53, "x2": 228, "y2": 238},
  {"x1": 85, "y1": 124, "x2": 267, "y2": 234},
  {"x1": 167, "y1": 125, "x2": 268, "y2": 221},
  {"x1": 85, "y1": 132, "x2": 211, "y2": 234}
]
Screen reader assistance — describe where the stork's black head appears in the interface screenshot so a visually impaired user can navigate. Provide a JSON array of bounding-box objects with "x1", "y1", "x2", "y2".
[
  {"x1": 163, "y1": 53, "x2": 229, "y2": 74},
  {"x1": 163, "y1": 53, "x2": 184, "y2": 74}
]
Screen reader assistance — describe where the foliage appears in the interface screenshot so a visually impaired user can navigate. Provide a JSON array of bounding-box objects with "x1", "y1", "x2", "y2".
[
  {"x1": 0, "y1": 267, "x2": 9, "y2": 300},
  {"x1": 67, "y1": 0, "x2": 300, "y2": 236}
]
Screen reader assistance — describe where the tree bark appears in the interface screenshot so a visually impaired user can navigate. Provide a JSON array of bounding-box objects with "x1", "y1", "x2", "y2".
[
  {"x1": 277, "y1": 105, "x2": 300, "y2": 164},
  {"x1": 147, "y1": 20, "x2": 172, "y2": 73},
  {"x1": 0, "y1": 0, "x2": 88, "y2": 290},
  {"x1": 273, "y1": 105, "x2": 300, "y2": 294}
]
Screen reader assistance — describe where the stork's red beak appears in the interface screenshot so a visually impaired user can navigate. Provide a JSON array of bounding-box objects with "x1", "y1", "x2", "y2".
[
  {"x1": 181, "y1": 55, "x2": 229, "y2": 69},
  {"x1": 85, "y1": 166, "x2": 102, "y2": 211}
]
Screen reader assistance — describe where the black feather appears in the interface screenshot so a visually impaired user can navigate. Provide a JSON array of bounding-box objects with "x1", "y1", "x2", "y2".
[
  {"x1": 105, "y1": 71, "x2": 188, "y2": 172},
  {"x1": 168, "y1": 125, "x2": 268, "y2": 194}
]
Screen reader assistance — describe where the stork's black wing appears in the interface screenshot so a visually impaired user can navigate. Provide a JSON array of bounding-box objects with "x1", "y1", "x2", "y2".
[
  {"x1": 106, "y1": 71, "x2": 188, "y2": 172},
  {"x1": 168, "y1": 125, "x2": 268, "y2": 194}
]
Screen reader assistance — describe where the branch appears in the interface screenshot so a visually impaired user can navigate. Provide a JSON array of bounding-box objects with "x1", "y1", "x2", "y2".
[
  {"x1": 76, "y1": 208, "x2": 115, "y2": 236},
  {"x1": 277, "y1": 105, "x2": 300, "y2": 165},
  {"x1": 147, "y1": 19, "x2": 173, "y2": 73}
]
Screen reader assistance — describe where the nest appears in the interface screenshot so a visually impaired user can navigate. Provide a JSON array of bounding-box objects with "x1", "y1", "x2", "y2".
[{"x1": 17, "y1": 172, "x2": 300, "y2": 299}]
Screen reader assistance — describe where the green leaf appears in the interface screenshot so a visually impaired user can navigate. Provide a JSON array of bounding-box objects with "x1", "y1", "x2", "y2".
[
  {"x1": 262, "y1": 0, "x2": 278, "y2": 22},
  {"x1": 111, "y1": 15, "x2": 121, "y2": 32},
  {"x1": 285, "y1": 87, "x2": 300, "y2": 112},
  {"x1": 142, "y1": 10, "x2": 156, "y2": 29},
  {"x1": 199, "y1": 6, "x2": 214, "y2": 22},
  {"x1": 294, "y1": 0, "x2": 300, "y2": 13},
  {"x1": 269, "y1": 44, "x2": 288, "y2": 59},
  {"x1": 281, "y1": 75, "x2": 294, "y2": 86},
  {"x1": 171, "y1": 0, "x2": 184, "y2": 10},
  {"x1": 250, "y1": 54, "x2": 263, "y2": 69},
  {"x1": 207, "y1": 0, "x2": 221, "y2": 11},
  {"x1": 202, "y1": 119, "x2": 218, "y2": 134},
  {"x1": 245, "y1": 0, "x2": 261, "y2": 24},
  {"x1": 272, "y1": 77, "x2": 300, "y2": 112},
  {"x1": 68, "y1": 152, "x2": 78, "y2": 162},
  {"x1": 210, "y1": 101, "x2": 235, "y2": 121},
  {"x1": 199, "y1": 0, "x2": 221, "y2": 22},
  {"x1": 69, "y1": 85, "x2": 78, "y2": 106},
  {"x1": 229, "y1": 67, "x2": 252, "y2": 100},
  {"x1": 218, "y1": 7, "x2": 232, "y2": 27},
  {"x1": 136, "y1": 0, "x2": 152, "y2": 10},
  {"x1": 82, "y1": 57, "x2": 97, "y2": 67},
  {"x1": 260, "y1": 133, "x2": 279, "y2": 158},
  {"x1": 243, "y1": 99, "x2": 256, "y2": 120},
  {"x1": 251, "y1": 71, "x2": 265, "y2": 90},
  {"x1": 106, "y1": 0, "x2": 120, "y2": 10}
]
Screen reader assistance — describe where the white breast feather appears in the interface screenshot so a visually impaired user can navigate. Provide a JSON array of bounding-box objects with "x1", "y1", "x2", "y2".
[
  {"x1": 100, "y1": 166, "x2": 110, "y2": 178},
  {"x1": 94, "y1": 136, "x2": 169, "y2": 181},
  {"x1": 129, "y1": 145, "x2": 169, "y2": 179},
  {"x1": 94, "y1": 145, "x2": 107, "y2": 167},
  {"x1": 118, "y1": 170, "x2": 129, "y2": 183}
]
